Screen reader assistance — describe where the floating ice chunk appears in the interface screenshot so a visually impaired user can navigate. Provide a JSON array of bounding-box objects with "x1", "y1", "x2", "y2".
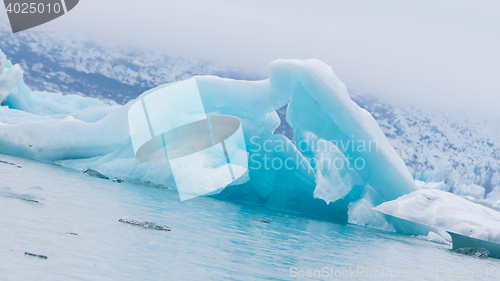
[
  {"x1": 455, "y1": 247, "x2": 489, "y2": 258},
  {"x1": 112, "y1": 176, "x2": 170, "y2": 189},
  {"x1": 24, "y1": 252, "x2": 48, "y2": 259},
  {"x1": 82, "y1": 168, "x2": 109, "y2": 180},
  {"x1": 118, "y1": 217, "x2": 171, "y2": 231},
  {"x1": 375, "y1": 189, "x2": 500, "y2": 243}
]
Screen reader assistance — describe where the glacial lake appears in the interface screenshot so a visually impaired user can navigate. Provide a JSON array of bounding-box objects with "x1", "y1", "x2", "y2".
[{"x1": 1, "y1": 154, "x2": 499, "y2": 280}]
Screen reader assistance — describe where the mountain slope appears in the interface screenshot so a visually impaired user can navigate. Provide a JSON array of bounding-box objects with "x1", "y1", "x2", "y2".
[{"x1": 0, "y1": 23, "x2": 260, "y2": 104}]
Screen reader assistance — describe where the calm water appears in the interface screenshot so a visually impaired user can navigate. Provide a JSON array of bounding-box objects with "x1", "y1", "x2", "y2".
[{"x1": 1, "y1": 154, "x2": 499, "y2": 280}]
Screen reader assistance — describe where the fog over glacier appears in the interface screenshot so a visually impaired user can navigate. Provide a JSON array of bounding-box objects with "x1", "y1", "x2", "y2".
[{"x1": 1, "y1": 0, "x2": 499, "y2": 117}]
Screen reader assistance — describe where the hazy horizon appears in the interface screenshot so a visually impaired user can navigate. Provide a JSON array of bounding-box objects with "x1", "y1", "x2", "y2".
[{"x1": 1, "y1": 0, "x2": 499, "y2": 118}]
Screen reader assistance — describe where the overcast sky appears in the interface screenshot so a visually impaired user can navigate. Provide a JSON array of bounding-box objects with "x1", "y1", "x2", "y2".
[{"x1": 1, "y1": 0, "x2": 499, "y2": 117}]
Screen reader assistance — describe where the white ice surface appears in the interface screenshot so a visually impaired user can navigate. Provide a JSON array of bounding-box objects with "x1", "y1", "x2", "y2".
[{"x1": 375, "y1": 189, "x2": 500, "y2": 243}]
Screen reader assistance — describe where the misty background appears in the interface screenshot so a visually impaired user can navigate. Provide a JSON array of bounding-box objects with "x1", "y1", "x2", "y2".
[{"x1": 1, "y1": 0, "x2": 499, "y2": 117}]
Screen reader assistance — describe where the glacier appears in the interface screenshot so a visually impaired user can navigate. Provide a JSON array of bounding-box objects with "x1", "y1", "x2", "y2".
[
  {"x1": 359, "y1": 95, "x2": 500, "y2": 200},
  {"x1": 0, "y1": 49, "x2": 417, "y2": 224}
]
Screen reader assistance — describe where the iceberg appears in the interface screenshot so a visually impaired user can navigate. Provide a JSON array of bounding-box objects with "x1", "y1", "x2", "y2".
[
  {"x1": 0, "y1": 49, "x2": 417, "y2": 223},
  {"x1": 375, "y1": 189, "x2": 500, "y2": 243}
]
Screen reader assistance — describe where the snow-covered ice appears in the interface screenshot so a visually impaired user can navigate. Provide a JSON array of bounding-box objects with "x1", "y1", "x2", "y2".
[{"x1": 375, "y1": 189, "x2": 500, "y2": 243}]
